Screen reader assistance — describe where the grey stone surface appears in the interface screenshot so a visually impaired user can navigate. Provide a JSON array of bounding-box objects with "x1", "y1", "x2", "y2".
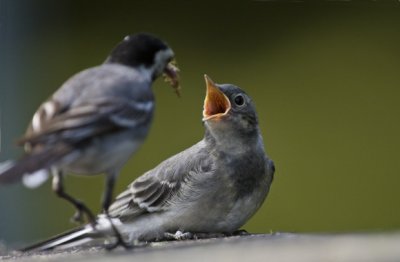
[{"x1": 1, "y1": 233, "x2": 400, "y2": 262}]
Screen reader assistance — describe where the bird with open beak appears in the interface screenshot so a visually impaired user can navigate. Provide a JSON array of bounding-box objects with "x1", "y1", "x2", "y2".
[{"x1": 21, "y1": 75, "x2": 274, "y2": 251}]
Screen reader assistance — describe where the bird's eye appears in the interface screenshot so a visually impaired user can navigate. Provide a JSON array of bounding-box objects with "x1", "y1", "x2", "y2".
[{"x1": 234, "y1": 94, "x2": 245, "y2": 106}]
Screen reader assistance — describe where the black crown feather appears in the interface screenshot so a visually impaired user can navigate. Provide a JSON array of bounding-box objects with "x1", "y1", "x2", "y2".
[{"x1": 106, "y1": 33, "x2": 169, "y2": 68}]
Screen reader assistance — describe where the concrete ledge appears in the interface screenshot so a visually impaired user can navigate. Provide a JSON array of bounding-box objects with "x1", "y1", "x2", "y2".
[{"x1": 2, "y1": 232, "x2": 400, "y2": 262}]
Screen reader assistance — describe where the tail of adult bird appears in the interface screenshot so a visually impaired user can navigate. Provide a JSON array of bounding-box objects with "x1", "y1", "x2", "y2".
[{"x1": 0, "y1": 145, "x2": 72, "y2": 187}]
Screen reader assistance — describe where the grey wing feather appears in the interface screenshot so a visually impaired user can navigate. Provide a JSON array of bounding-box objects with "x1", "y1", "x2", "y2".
[
  {"x1": 108, "y1": 141, "x2": 211, "y2": 221},
  {"x1": 109, "y1": 173, "x2": 181, "y2": 221},
  {"x1": 22, "y1": 64, "x2": 154, "y2": 147},
  {"x1": 21, "y1": 97, "x2": 153, "y2": 146}
]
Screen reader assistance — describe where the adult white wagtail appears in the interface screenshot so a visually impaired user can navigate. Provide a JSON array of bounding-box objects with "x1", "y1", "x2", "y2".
[
  {"x1": 21, "y1": 75, "x2": 275, "y2": 252},
  {"x1": 0, "y1": 33, "x2": 180, "y2": 227}
]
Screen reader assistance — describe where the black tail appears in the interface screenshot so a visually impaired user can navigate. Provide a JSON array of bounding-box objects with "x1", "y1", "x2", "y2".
[
  {"x1": 21, "y1": 225, "x2": 100, "y2": 252},
  {"x1": 0, "y1": 145, "x2": 71, "y2": 184}
]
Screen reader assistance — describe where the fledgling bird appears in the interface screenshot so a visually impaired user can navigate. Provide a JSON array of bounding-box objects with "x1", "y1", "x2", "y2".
[
  {"x1": 0, "y1": 33, "x2": 180, "y2": 226},
  {"x1": 21, "y1": 75, "x2": 275, "y2": 252}
]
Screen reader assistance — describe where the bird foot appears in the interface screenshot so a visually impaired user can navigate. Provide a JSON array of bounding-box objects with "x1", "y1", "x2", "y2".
[
  {"x1": 71, "y1": 210, "x2": 84, "y2": 224},
  {"x1": 163, "y1": 231, "x2": 195, "y2": 241},
  {"x1": 70, "y1": 203, "x2": 96, "y2": 226},
  {"x1": 161, "y1": 231, "x2": 231, "y2": 241}
]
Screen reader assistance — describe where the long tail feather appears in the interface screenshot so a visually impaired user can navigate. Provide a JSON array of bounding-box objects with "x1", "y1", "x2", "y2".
[
  {"x1": 21, "y1": 215, "x2": 117, "y2": 252},
  {"x1": 0, "y1": 145, "x2": 71, "y2": 184},
  {"x1": 21, "y1": 225, "x2": 99, "y2": 252}
]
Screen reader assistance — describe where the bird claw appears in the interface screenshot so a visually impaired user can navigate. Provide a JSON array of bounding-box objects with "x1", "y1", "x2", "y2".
[
  {"x1": 71, "y1": 210, "x2": 84, "y2": 224},
  {"x1": 70, "y1": 203, "x2": 96, "y2": 226},
  {"x1": 163, "y1": 231, "x2": 195, "y2": 241}
]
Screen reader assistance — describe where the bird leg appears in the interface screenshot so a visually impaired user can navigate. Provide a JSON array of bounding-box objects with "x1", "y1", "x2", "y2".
[
  {"x1": 103, "y1": 173, "x2": 133, "y2": 250},
  {"x1": 52, "y1": 170, "x2": 96, "y2": 226}
]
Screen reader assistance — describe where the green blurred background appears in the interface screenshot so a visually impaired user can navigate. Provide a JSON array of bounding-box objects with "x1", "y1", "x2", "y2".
[{"x1": 1, "y1": 0, "x2": 400, "y2": 247}]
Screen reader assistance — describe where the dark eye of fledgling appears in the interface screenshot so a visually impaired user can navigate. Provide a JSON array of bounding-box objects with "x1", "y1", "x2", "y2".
[{"x1": 234, "y1": 94, "x2": 245, "y2": 106}]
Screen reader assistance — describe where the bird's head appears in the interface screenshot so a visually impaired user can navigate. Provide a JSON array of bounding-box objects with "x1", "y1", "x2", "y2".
[
  {"x1": 106, "y1": 33, "x2": 180, "y2": 96},
  {"x1": 202, "y1": 75, "x2": 259, "y2": 137}
]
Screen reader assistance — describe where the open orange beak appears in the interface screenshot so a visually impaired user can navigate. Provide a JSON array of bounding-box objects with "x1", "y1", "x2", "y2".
[{"x1": 202, "y1": 75, "x2": 231, "y2": 121}]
